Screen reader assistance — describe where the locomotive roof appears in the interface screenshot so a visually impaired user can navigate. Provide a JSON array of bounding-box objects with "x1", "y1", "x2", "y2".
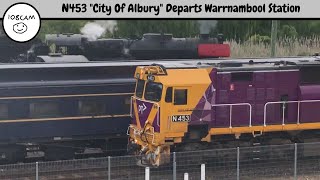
[
  {"x1": 0, "y1": 78, "x2": 135, "y2": 88},
  {"x1": 37, "y1": 55, "x2": 90, "y2": 63},
  {"x1": 0, "y1": 56, "x2": 319, "y2": 70},
  {"x1": 156, "y1": 56, "x2": 320, "y2": 71}
]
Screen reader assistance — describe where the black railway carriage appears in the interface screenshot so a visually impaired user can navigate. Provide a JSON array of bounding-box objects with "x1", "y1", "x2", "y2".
[{"x1": 0, "y1": 61, "x2": 141, "y2": 162}]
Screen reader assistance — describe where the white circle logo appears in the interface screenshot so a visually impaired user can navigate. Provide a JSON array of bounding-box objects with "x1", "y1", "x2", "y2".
[{"x1": 2, "y1": 3, "x2": 40, "y2": 42}]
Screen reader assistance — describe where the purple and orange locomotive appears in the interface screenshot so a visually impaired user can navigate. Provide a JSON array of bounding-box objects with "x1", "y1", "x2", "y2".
[{"x1": 128, "y1": 57, "x2": 320, "y2": 166}]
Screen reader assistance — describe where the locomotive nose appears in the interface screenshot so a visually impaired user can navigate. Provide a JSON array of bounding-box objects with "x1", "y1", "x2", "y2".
[{"x1": 131, "y1": 97, "x2": 160, "y2": 131}]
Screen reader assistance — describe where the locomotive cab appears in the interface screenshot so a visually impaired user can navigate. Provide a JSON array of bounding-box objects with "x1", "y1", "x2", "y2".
[{"x1": 128, "y1": 64, "x2": 211, "y2": 166}]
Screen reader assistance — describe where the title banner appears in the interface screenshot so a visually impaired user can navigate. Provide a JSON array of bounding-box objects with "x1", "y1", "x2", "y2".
[{"x1": 0, "y1": 0, "x2": 317, "y2": 18}]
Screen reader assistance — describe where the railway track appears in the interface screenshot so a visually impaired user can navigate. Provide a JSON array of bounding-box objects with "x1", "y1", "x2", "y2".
[
  {"x1": 0, "y1": 160, "x2": 146, "y2": 180},
  {"x1": 0, "y1": 167, "x2": 108, "y2": 180},
  {"x1": 0, "y1": 142, "x2": 320, "y2": 180},
  {"x1": 0, "y1": 154, "x2": 319, "y2": 180}
]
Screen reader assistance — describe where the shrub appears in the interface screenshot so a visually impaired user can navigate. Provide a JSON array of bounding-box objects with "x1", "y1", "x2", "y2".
[
  {"x1": 226, "y1": 36, "x2": 320, "y2": 58},
  {"x1": 247, "y1": 34, "x2": 271, "y2": 45}
]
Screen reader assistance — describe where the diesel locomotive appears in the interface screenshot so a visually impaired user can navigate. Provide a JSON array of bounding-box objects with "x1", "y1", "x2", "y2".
[{"x1": 128, "y1": 57, "x2": 320, "y2": 166}]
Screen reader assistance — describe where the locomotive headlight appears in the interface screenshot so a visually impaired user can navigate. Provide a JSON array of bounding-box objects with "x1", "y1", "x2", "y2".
[{"x1": 147, "y1": 75, "x2": 155, "y2": 81}]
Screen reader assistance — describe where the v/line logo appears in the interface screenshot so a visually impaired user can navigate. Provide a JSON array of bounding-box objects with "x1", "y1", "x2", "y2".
[{"x1": 138, "y1": 103, "x2": 147, "y2": 114}]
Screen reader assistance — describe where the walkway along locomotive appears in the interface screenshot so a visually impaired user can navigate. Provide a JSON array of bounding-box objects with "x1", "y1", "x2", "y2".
[{"x1": 128, "y1": 57, "x2": 320, "y2": 166}]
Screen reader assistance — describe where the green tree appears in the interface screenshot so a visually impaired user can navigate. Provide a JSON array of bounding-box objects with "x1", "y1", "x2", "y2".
[
  {"x1": 37, "y1": 20, "x2": 320, "y2": 41},
  {"x1": 248, "y1": 34, "x2": 271, "y2": 44},
  {"x1": 115, "y1": 20, "x2": 199, "y2": 38},
  {"x1": 38, "y1": 20, "x2": 89, "y2": 40},
  {"x1": 279, "y1": 25, "x2": 298, "y2": 38}
]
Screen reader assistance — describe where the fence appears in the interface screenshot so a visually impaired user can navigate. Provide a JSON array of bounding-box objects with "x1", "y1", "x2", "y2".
[{"x1": 0, "y1": 142, "x2": 320, "y2": 179}]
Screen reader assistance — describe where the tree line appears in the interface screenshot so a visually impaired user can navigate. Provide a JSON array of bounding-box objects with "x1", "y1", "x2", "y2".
[{"x1": 14, "y1": 20, "x2": 320, "y2": 41}]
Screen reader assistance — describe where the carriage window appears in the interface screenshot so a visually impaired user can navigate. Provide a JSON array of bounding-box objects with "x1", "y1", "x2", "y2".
[
  {"x1": 165, "y1": 87, "x2": 173, "y2": 102},
  {"x1": 135, "y1": 79, "x2": 145, "y2": 98},
  {"x1": 0, "y1": 104, "x2": 8, "y2": 119},
  {"x1": 30, "y1": 101, "x2": 60, "y2": 118},
  {"x1": 125, "y1": 96, "x2": 131, "y2": 105},
  {"x1": 79, "y1": 100, "x2": 106, "y2": 116},
  {"x1": 123, "y1": 96, "x2": 132, "y2": 113},
  {"x1": 174, "y1": 89, "x2": 188, "y2": 105},
  {"x1": 144, "y1": 82, "x2": 163, "y2": 102}
]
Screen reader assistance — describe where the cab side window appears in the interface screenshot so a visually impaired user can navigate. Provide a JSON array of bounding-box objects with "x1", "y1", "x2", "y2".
[
  {"x1": 165, "y1": 87, "x2": 173, "y2": 102},
  {"x1": 174, "y1": 89, "x2": 187, "y2": 105},
  {"x1": 135, "y1": 79, "x2": 145, "y2": 98}
]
